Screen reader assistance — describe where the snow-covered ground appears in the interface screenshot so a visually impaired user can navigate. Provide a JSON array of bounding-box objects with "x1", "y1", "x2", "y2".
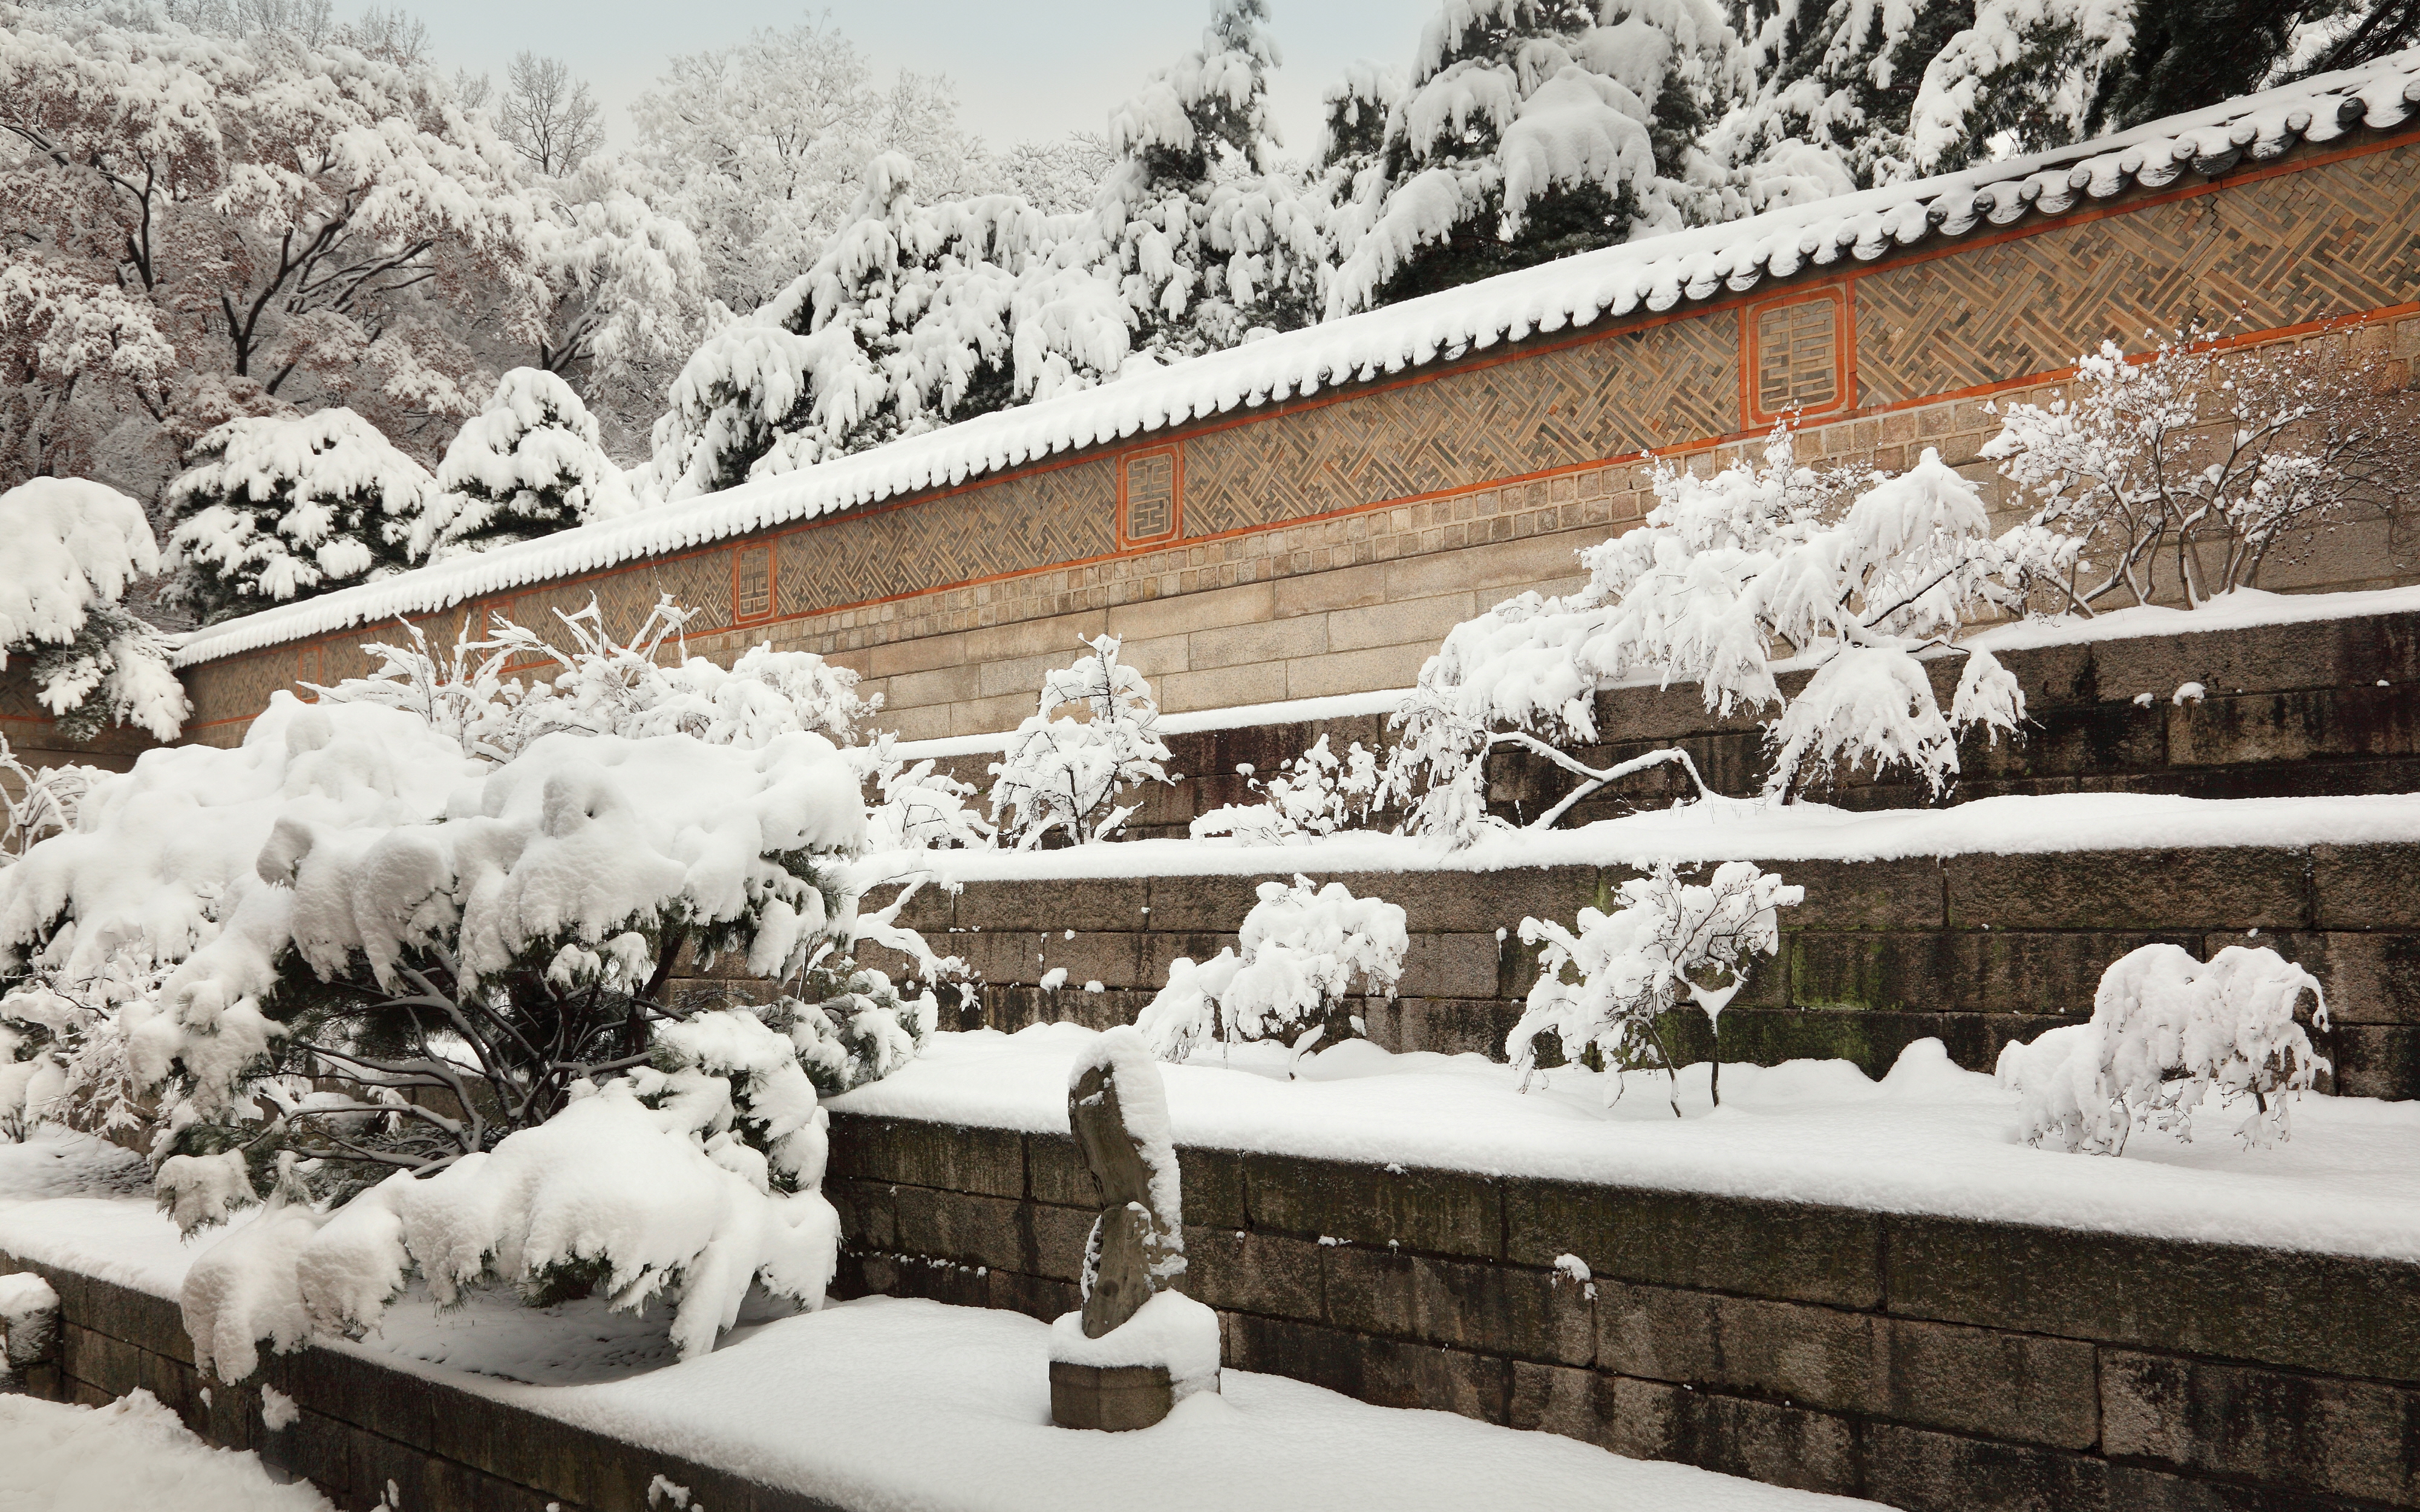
[
  {"x1": 883, "y1": 786, "x2": 2420, "y2": 885},
  {"x1": 0, "y1": 1389, "x2": 333, "y2": 1511},
  {"x1": 830, "y1": 1027, "x2": 2420, "y2": 1261},
  {"x1": 0, "y1": 1135, "x2": 1882, "y2": 1511}
]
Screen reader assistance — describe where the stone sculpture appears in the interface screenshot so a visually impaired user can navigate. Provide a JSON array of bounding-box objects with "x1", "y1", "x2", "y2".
[{"x1": 1048, "y1": 1027, "x2": 1218, "y2": 1430}]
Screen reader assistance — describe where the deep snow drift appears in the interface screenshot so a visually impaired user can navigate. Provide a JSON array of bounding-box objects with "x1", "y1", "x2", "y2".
[{"x1": 0, "y1": 1389, "x2": 335, "y2": 1512}]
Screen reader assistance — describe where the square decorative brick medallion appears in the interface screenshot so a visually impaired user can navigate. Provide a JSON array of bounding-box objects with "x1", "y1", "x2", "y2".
[
  {"x1": 1119, "y1": 447, "x2": 1181, "y2": 548},
  {"x1": 733, "y1": 544, "x2": 777, "y2": 623},
  {"x1": 1744, "y1": 288, "x2": 1851, "y2": 424}
]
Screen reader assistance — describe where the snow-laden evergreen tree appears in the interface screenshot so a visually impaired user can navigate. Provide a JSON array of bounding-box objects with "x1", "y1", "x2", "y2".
[
  {"x1": 0, "y1": 478, "x2": 186, "y2": 742},
  {"x1": 1087, "y1": 0, "x2": 1326, "y2": 359},
  {"x1": 1510, "y1": 860, "x2": 1800, "y2": 1111},
  {"x1": 648, "y1": 155, "x2": 1053, "y2": 497},
  {"x1": 1718, "y1": 0, "x2": 1975, "y2": 191},
  {"x1": 989, "y1": 636, "x2": 1174, "y2": 848},
  {"x1": 424, "y1": 368, "x2": 633, "y2": 556},
  {"x1": 163, "y1": 409, "x2": 435, "y2": 624},
  {"x1": 1136, "y1": 876, "x2": 1408, "y2": 1063},
  {"x1": 1331, "y1": 0, "x2": 1750, "y2": 313}
]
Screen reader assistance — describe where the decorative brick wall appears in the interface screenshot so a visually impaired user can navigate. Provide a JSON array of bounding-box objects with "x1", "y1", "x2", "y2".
[
  {"x1": 173, "y1": 134, "x2": 2420, "y2": 748},
  {"x1": 0, "y1": 1248, "x2": 841, "y2": 1512},
  {"x1": 825, "y1": 1112, "x2": 2420, "y2": 1511}
]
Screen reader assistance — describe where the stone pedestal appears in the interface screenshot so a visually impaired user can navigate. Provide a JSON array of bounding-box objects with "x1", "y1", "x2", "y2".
[{"x1": 1049, "y1": 1360, "x2": 1180, "y2": 1432}]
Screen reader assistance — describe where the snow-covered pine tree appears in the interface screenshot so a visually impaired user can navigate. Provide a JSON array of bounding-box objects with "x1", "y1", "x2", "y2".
[
  {"x1": 1719, "y1": 0, "x2": 1974, "y2": 191},
  {"x1": 1089, "y1": 0, "x2": 1326, "y2": 359},
  {"x1": 163, "y1": 409, "x2": 435, "y2": 624},
  {"x1": 1331, "y1": 0, "x2": 1749, "y2": 313},
  {"x1": 0, "y1": 477, "x2": 186, "y2": 742},
  {"x1": 424, "y1": 368, "x2": 634, "y2": 557},
  {"x1": 647, "y1": 154, "x2": 1047, "y2": 497}
]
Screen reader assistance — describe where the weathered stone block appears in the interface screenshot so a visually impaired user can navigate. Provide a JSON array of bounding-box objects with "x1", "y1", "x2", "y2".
[
  {"x1": 1322, "y1": 1248, "x2": 1592, "y2": 1366},
  {"x1": 1367, "y1": 997, "x2": 1522, "y2": 1058},
  {"x1": 1223, "y1": 1312, "x2": 1508, "y2": 1422},
  {"x1": 954, "y1": 877, "x2": 1151, "y2": 934},
  {"x1": 2332, "y1": 1024, "x2": 2420, "y2": 1099},
  {"x1": 1050, "y1": 1360, "x2": 1180, "y2": 1431},
  {"x1": 1862, "y1": 1420, "x2": 2110, "y2": 1512},
  {"x1": 1605, "y1": 1374, "x2": 1862, "y2": 1495},
  {"x1": 1143, "y1": 874, "x2": 1266, "y2": 931},
  {"x1": 2312, "y1": 843, "x2": 2420, "y2": 929},
  {"x1": 2104, "y1": 1349, "x2": 2420, "y2": 1502},
  {"x1": 1395, "y1": 932, "x2": 1503, "y2": 1000},
  {"x1": 1885, "y1": 1216, "x2": 2420, "y2": 1382},
  {"x1": 1183, "y1": 1226, "x2": 1324, "y2": 1321},
  {"x1": 1506, "y1": 1182, "x2": 1882, "y2": 1307},
  {"x1": 1946, "y1": 848, "x2": 2309, "y2": 931},
  {"x1": 1178, "y1": 1146, "x2": 1248, "y2": 1232},
  {"x1": 825, "y1": 1115, "x2": 1025, "y2": 1199},
  {"x1": 1241, "y1": 1155, "x2": 1502, "y2": 1259}
]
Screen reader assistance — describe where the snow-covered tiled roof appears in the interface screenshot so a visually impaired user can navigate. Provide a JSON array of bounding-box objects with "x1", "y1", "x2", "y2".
[{"x1": 172, "y1": 51, "x2": 2420, "y2": 669}]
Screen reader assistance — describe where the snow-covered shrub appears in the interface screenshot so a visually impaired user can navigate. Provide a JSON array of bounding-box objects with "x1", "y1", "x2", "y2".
[
  {"x1": 0, "y1": 737, "x2": 100, "y2": 865},
  {"x1": 1191, "y1": 735, "x2": 1381, "y2": 845},
  {"x1": 163, "y1": 409, "x2": 436, "y2": 625},
  {"x1": 0, "y1": 478, "x2": 186, "y2": 742},
  {"x1": 1998, "y1": 943, "x2": 2330, "y2": 1156},
  {"x1": 316, "y1": 596, "x2": 878, "y2": 763},
  {"x1": 1390, "y1": 431, "x2": 2081, "y2": 841},
  {"x1": 777, "y1": 961, "x2": 939, "y2": 1097},
  {"x1": 0, "y1": 958, "x2": 154, "y2": 1144},
  {"x1": 989, "y1": 636, "x2": 1173, "y2": 848},
  {"x1": 422, "y1": 368, "x2": 635, "y2": 556},
  {"x1": 1136, "y1": 875, "x2": 1407, "y2": 1063},
  {"x1": 855, "y1": 734, "x2": 997, "y2": 853},
  {"x1": 1509, "y1": 860, "x2": 1801, "y2": 1111},
  {"x1": 1984, "y1": 334, "x2": 2417, "y2": 610}
]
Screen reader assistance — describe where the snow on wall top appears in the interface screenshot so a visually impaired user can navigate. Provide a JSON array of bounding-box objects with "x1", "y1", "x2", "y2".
[{"x1": 172, "y1": 52, "x2": 2420, "y2": 670}]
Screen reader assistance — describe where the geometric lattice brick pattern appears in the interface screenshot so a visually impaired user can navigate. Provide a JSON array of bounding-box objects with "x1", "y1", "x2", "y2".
[
  {"x1": 1182, "y1": 312, "x2": 1741, "y2": 540},
  {"x1": 1859, "y1": 146, "x2": 2420, "y2": 405},
  {"x1": 779, "y1": 455, "x2": 1117, "y2": 617},
  {"x1": 1756, "y1": 296, "x2": 1840, "y2": 415}
]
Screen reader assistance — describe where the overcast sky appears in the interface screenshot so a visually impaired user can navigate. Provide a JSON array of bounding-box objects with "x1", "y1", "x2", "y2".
[{"x1": 405, "y1": 1, "x2": 1435, "y2": 155}]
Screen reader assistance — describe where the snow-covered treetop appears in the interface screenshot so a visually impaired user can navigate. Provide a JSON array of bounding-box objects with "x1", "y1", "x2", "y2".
[
  {"x1": 169, "y1": 50, "x2": 2420, "y2": 669},
  {"x1": 0, "y1": 479, "x2": 159, "y2": 660}
]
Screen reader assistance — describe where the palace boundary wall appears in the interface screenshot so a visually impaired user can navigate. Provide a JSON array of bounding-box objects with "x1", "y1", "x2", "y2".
[
  {"x1": 824, "y1": 839, "x2": 2420, "y2": 1100},
  {"x1": 0, "y1": 1245, "x2": 843, "y2": 1512},
  {"x1": 824, "y1": 1111, "x2": 2420, "y2": 1511},
  {"x1": 169, "y1": 126, "x2": 2420, "y2": 750}
]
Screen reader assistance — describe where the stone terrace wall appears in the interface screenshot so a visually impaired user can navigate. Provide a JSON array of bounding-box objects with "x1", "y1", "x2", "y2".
[
  {"x1": 898, "y1": 605, "x2": 2420, "y2": 843},
  {"x1": 0, "y1": 1246, "x2": 842, "y2": 1512},
  {"x1": 826, "y1": 1111, "x2": 2420, "y2": 1511},
  {"x1": 835, "y1": 841, "x2": 2420, "y2": 1099}
]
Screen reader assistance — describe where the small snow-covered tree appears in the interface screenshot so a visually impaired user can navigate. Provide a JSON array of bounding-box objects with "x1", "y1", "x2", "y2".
[
  {"x1": 1389, "y1": 431, "x2": 2081, "y2": 842},
  {"x1": 0, "y1": 477, "x2": 187, "y2": 741},
  {"x1": 989, "y1": 636, "x2": 1174, "y2": 848},
  {"x1": 0, "y1": 735, "x2": 100, "y2": 865},
  {"x1": 1136, "y1": 875, "x2": 1408, "y2": 1064},
  {"x1": 1191, "y1": 734, "x2": 1383, "y2": 844},
  {"x1": 1330, "y1": 0, "x2": 1749, "y2": 313},
  {"x1": 423, "y1": 368, "x2": 634, "y2": 556},
  {"x1": 1509, "y1": 859, "x2": 1800, "y2": 1111},
  {"x1": 855, "y1": 733, "x2": 999, "y2": 853},
  {"x1": 1998, "y1": 942, "x2": 2329, "y2": 1154},
  {"x1": 1983, "y1": 333, "x2": 2417, "y2": 610},
  {"x1": 163, "y1": 409, "x2": 436, "y2": 624}
]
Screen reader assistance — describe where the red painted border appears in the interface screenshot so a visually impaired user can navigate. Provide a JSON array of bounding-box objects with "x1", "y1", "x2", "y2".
[
  {"x1": 1740, "y1": 284, "x2": 1856, "y2": 427},
  {"x1": 731, "y1": 543, "x2": 778, "y2": 626}
]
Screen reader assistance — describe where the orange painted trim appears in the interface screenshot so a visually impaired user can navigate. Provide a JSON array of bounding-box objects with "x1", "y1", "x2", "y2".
[
  {"x1": 1740, "y1": 284, "x2": 1857, "y2": 427},
  {"x1": 1115, "y1": 443, "x2": 1185, "y2": 549}
]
